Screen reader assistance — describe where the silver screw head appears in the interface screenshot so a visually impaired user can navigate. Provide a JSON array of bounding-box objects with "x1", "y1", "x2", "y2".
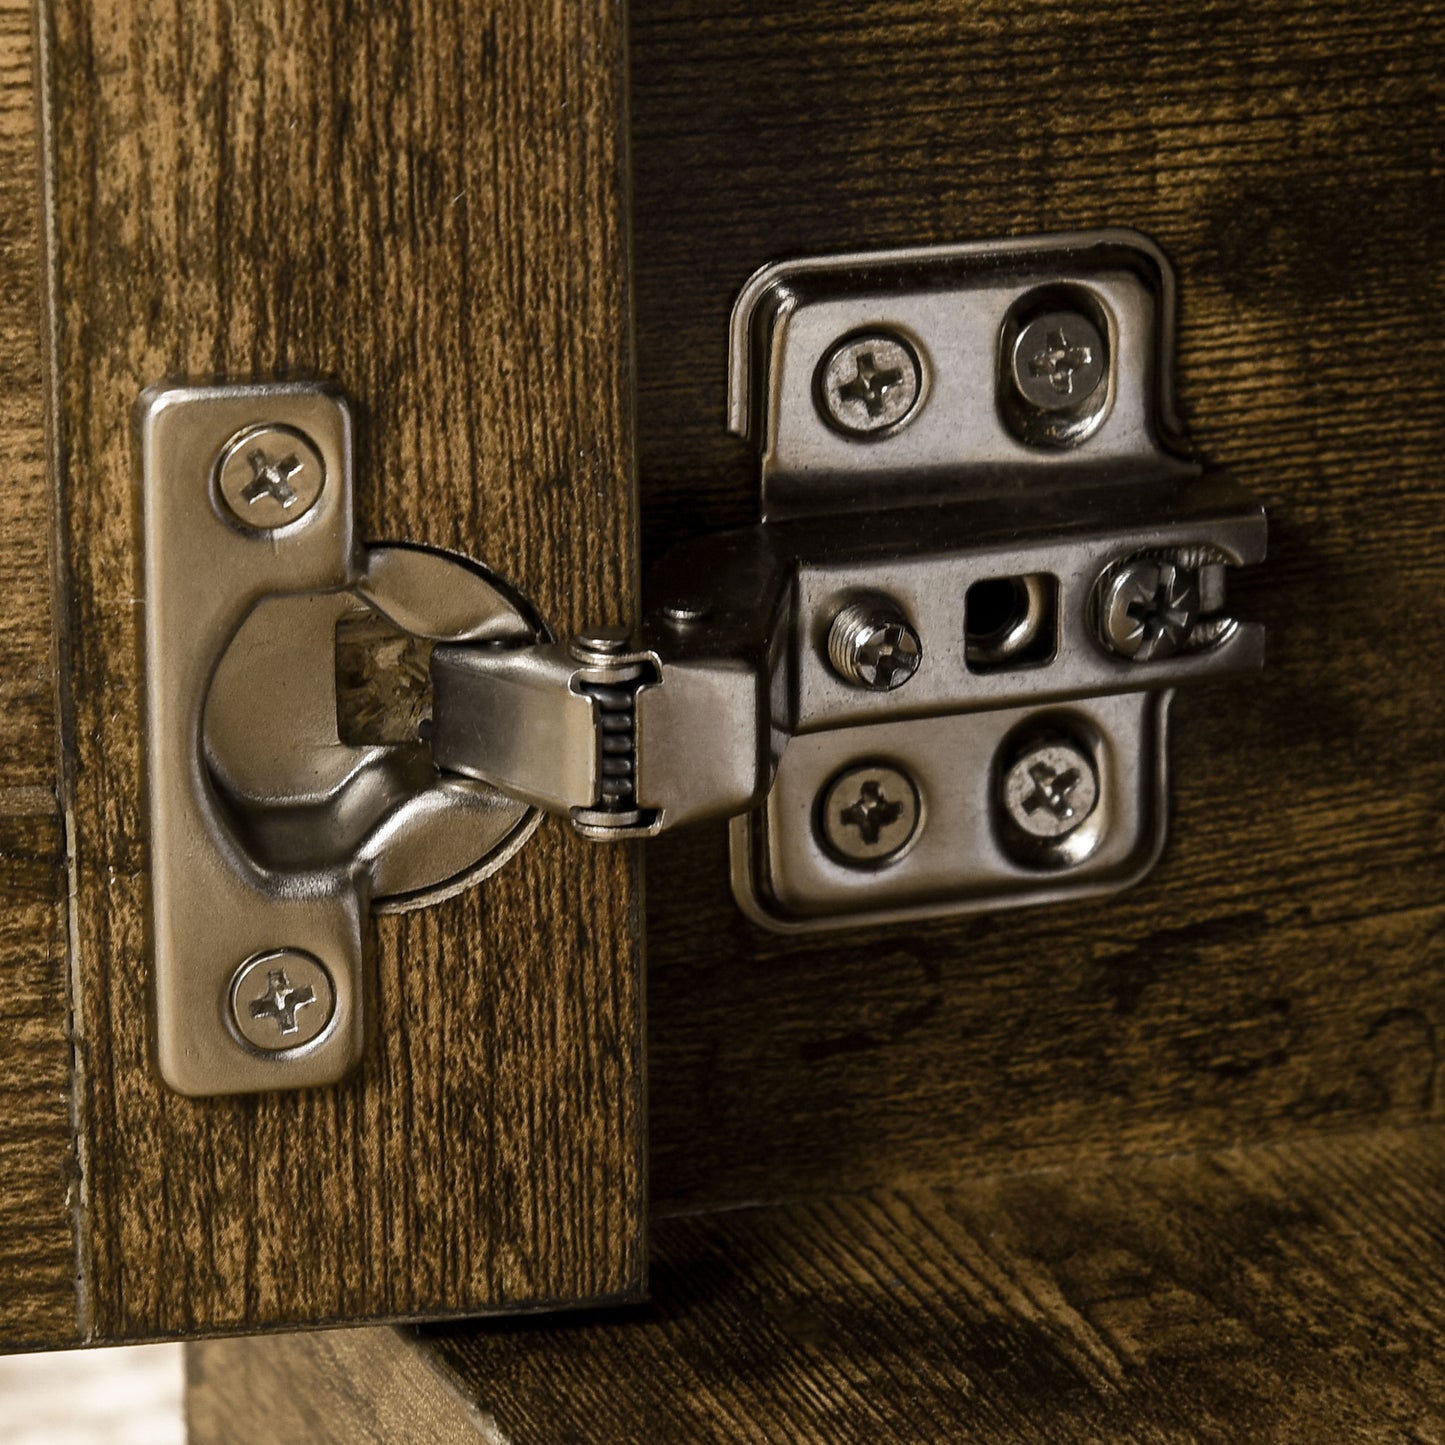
[
  {"x1": 827, "y1": 599, "x2": 922, "y2": 691},
  {"x1": 661, "y1": 600, "x2": 710, "y2": 626},
  {"x1": 216, "y1": 424, "x2": 326, "y2": 531},
  {"x1": 1098, "y1": 558, "x2": 1201, "y2": 661},
  {"x1": 819, "y1": 762, "x2": 922, "y2": 865},
  {"x1": 1010, "y1": 312, "x2": 1106, "y2": 413},
  {"x1": 816, "y1": 332, "x2": 924, "y2": 436},
  {"x1": 1001, "y1": 739, "x2": 1099, "y2": 840},
  {"x1": 229, "y1": 949, "x2": 336, "y2": 1053},
  {"x1": 570, "y1": 625, "x2": 635, "y2": 663}
]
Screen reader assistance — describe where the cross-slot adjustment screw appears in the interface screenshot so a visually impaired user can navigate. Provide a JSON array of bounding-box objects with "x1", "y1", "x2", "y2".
[
  {"x1": 827, "y1": 599, "x2": 923, "y2": 691},
  {"x1": 818, "y1": 762, "x2": 922, "y2": 866},
  {"x1": 1010, "y1": 311, "x2": 1107, "y2": 414},
  {"x1": 816, "y1": 331, "x2": 925, "y2": 436},
  {"x1": 1097, "y1": 558, "x2": 1201, "y2": 662},
  {"x1": 229, "y1": 949, "x2": 336, "y2": 1053},
  {"x1": 216, "y1": 424, "x2": 326, "y2": 531},
  {"x1": 1001, "y1": 738, "x2": 1099, "y2": 842}
]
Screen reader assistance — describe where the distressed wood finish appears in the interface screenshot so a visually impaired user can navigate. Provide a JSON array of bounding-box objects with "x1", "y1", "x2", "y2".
[
  {"x1": 0, "y1": 0, "x2": 76, "y2": 1347},
  {"x1": 628, "y1": 0, "x2": 1445, "y2": 1212},
  {"x1": 42, "y1": 0, "x2": 644, "y2": 1340},
  {"x1": 188, "y1": 1329, "x2": 488, "y2": 1445},
  {"x1": 189, "y1": 1123, "x2": 1445, "y2": 1442}
]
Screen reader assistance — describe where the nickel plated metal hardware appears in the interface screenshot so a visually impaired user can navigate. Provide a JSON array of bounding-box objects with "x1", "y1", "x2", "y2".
[
  {"x1": 140, "y1": 231, "x2": 1265, "y2": 1095},
  {"x1": 138, "y1": 385, "x2": 545, "y2": 1096}
]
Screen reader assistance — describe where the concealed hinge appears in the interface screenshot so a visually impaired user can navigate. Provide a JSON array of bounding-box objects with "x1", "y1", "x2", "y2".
[{"x1": 140, "y1": 230, "x2": 1265, "y2": 1095}]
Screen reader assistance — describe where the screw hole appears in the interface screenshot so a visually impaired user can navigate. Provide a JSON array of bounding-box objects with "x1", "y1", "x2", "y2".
[
  {"x1": 967, "y1": 577, "x2": 1028, "y2": 642},
  {"x1": 965, "y1": 573, "x2": 1056, "y2": 672}
]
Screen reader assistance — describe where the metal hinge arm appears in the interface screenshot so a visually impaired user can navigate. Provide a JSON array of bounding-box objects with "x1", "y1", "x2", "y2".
[
  {"x1": 430, "y1": 638, "x2": 775, "y2": 839},
  {"x1": 427, "y1": 477, "x2": 1264, "y2": 843}
]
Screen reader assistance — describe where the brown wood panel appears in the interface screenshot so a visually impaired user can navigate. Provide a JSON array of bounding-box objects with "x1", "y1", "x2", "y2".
[
  {"x1": 189, "y1": 1123, "x2": 1445, "y2": 1442},
  {"x1": 42, "y1": 0, "x2": 644, "y2": 1339},
  {"x1": 629, "y1": 0, "x2": 1445, "y2": 1211},
  {"x1": 0, "y1": 0, "x2": 78, "y2": 1348}
]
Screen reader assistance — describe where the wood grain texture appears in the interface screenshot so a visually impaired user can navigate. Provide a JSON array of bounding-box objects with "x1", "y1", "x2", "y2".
[
  {"x1": 188, "y1": 1329, "x2": 496, "y2": 1445},
  {"x1": 0, "y1": 0, "x2": 78, "y2": 1348},
  {"x1": 42, "y1": 0, "x2": 644, "y2": 1339},
  {"x1": 189, "y1": 1123, "x2": 1445, "y2": 1442},
  {"x1": 628, "y1": 0, "x2": 1445, "y2": 1212}
]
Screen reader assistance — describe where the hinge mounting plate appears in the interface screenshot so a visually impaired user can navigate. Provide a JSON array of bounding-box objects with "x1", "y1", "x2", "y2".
[
  {"x1": 138, "y1": 383, "x2": 542, "y2": 1095},
  {"x1": 714, "y1": 230, "x2": 1263, "y2": 929}
]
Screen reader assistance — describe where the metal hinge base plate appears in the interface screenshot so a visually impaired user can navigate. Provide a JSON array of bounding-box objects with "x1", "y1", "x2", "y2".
[
  {"x1": 138, "y1": 383, "x2": 542, "y2": 1095},
  {"x1": 713, "y1": 231, "x2": 1263, "y2": 930}
]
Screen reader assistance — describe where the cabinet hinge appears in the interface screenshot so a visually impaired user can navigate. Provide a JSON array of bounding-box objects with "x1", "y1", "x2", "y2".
[{"x1": 140, "y1": 230, "x2": 1265, "y2": 1094}]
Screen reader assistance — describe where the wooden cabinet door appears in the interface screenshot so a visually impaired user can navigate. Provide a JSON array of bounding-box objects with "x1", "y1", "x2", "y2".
[{"x1": 0, "y1": 0, "x2": 645, "y2": 1349}]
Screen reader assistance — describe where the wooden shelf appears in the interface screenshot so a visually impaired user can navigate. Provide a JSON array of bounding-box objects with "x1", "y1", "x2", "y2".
[{"x1": 189, "y1": 1122, "x2": 1445, "y2": 1441}]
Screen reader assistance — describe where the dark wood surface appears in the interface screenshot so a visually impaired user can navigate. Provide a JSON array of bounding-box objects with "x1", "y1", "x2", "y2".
[
  {"x1": 0, "y1": 0, "x2": 79, "y2": 1348},
  {"x1": 189, "y1": 1122, "x2": 1445, "y2": 1442},
  {"x1": 36, "y1": 0, "x2": 645, "y2": 1343},
  {"x1": 629, "y1": 0, "x2": 1445, "y2": 1213}
]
